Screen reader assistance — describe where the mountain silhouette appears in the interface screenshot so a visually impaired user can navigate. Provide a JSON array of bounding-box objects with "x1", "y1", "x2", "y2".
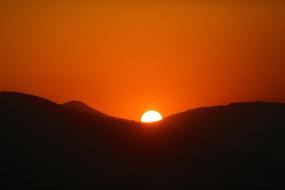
[
  {"x1": 1, "y1": 91, "x2": 285, "y2": 190},
  {"x1": 63, "y1": 100, "x2": 110, "y2": 118}
]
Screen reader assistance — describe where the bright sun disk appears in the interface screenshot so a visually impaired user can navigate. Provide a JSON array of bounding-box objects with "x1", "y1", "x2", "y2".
[{"x1": 141, "y1": 110, "x2": 163, "y2": 123}]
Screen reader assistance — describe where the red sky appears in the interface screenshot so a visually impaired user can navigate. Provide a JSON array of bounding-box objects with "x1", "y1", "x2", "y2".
[{"x1": 1, "y1": 1, "x2": 285, "y2": 120}]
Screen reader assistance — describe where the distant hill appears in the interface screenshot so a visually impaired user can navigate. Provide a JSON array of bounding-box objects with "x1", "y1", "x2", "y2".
[
  {"x1": 1, "y1": 91, "x2": 285, "y2": 190},
  {"x1": 63, "y1": 100, "x2": 109, "y2": 118}
]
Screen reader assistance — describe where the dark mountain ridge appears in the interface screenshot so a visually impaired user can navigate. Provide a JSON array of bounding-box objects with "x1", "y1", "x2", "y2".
[
  {"x1": 63, "y1": 100, "x2": 110, "y2": 118},
  {"x1": 1, "y1": 91, "x2": 285, "y2": 189}
]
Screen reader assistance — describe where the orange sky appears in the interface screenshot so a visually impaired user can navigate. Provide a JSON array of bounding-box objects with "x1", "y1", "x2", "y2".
[{"x1": 1, "y1": 1, "x2": 285, "y2": 120}]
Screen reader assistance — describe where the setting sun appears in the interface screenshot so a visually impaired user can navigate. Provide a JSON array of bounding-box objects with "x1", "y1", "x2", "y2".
[{"x1": 141, "y1": 110, "x2": 163, "y2": 123}]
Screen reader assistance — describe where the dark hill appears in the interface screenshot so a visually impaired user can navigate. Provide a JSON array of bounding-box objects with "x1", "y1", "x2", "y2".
[
  {"x1": 63, "y1": 100, "x2": 109, "y2": 118},
  {"x1": 1, "y1": 92, "x2": 285, "y2": 190}
]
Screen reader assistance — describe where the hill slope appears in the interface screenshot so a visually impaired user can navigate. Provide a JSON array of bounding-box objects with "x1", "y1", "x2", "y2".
[
  {"x1": 1, "y1": 92, "x2": 285, "y2": 189},
  {"x1": 63, "y1": 100, "x2": 110, "y2": 118}
]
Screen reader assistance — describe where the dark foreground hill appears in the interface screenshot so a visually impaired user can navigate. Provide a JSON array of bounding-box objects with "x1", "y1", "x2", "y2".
[
  {"x1": 63, "y1": 100, "x2": 110, "y2": 118},
  {"x1": 1, "y1": 92, "x2": 285, "y2": 190}
]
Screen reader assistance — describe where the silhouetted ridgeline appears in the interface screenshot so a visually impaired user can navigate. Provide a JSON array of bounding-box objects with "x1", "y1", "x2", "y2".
[
  {"x1": 1, "y1": 91, "x2": 285, "y2": 189},
  {"x1": 64, "y1": 100, "x2": 112, "y2": 119}
]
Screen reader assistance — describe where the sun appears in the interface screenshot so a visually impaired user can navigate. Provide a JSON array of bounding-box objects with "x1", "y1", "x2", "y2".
[{"x1": 141, "y1": 110, "x2": 163, "y2": 123}]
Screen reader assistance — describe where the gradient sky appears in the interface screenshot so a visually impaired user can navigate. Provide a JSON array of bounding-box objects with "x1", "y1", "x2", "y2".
[{"x1": 1, "y1": 1, "x2": 285, "y2": 120}]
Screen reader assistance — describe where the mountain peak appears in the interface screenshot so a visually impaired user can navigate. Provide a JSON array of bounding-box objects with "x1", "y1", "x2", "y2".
[
  {"x1": 63, "y1": 100, "x2": 108, "y2": 118},
  {"x1": 64, "y1": 100, "x2": 89, "y2": 108}
]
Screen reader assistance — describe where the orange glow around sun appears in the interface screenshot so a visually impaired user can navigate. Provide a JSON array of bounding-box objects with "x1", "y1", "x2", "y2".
[
  {"x1": 1, "y1": 2, "x2": 285, "y2": 120},
  {"x1": 141, "y1": 110, "x2": 163, "y2": 123}
]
